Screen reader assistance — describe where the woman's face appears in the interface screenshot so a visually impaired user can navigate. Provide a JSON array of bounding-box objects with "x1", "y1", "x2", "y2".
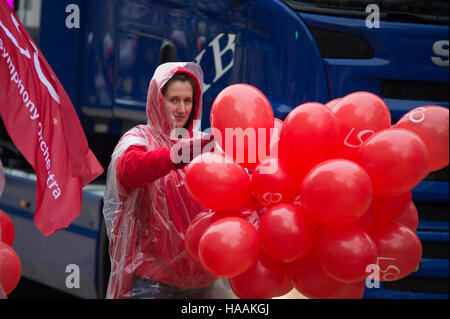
[{"x1": 163, "y1": 80, "x2": 194, "y2": 129}]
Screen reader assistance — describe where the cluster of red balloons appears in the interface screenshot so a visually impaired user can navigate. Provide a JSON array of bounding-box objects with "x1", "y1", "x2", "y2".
[
  {"x1": 0, "y1": 209, "x2": 21, "y2": 296},
  {"x1": 184, "y1": 85, "x2": 449, "y2": 299}
]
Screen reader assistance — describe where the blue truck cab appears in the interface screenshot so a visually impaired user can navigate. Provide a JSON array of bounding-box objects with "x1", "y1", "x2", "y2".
[{"x1": 0, "y1": 0, "x2": 448, "y2": 298}]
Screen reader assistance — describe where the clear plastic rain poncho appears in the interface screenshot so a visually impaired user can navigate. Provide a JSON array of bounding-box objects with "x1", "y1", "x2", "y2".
[
  {"x1": 103, "y1": 62, "x2": 232, "y2": 299},
  {"x1": 0, "y1": 159, "x2": 6, "y2": 299}
]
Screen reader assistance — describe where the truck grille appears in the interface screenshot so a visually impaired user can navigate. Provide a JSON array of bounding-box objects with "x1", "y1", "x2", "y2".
[
  {"x1": 309, "y1": 28, "x2": 374, "y2": 59},
  {"x1": 382, "y1": 79, "x2": 449, "y2": 102},
  {"x1": 383, "y1": 277, "x2": 449, "y2": 295},
  {"x1": 416, "y1": 202, "x2": 449, "y2": 222},
  {"x1": 422, "y1": 241, "x2": 449, "y2": 259}
]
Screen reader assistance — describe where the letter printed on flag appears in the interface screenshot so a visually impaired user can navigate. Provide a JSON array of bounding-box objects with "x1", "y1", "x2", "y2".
[{"x1": 0, "y1": 1, "x2": 103, "y2": 236}]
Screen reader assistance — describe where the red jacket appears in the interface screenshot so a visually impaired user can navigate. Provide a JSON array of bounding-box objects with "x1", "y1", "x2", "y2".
[{"x1": 117, "y1": 145, "x2": 173, "y2": 190}]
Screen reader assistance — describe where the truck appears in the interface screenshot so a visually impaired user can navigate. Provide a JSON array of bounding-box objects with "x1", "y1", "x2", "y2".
[{"x1": 0, "y1": 0, "x2": 448, "y2": 299}]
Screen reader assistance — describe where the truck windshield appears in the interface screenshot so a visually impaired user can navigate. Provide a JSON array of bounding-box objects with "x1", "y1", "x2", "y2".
[{"x1": 284, "y1": 0, "x2": 449, "y2": 24}]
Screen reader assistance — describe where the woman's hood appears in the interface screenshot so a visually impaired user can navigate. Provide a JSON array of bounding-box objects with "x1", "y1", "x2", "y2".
[{"x1": 145, "y1": 62, "x2": 204, "y2": 141}]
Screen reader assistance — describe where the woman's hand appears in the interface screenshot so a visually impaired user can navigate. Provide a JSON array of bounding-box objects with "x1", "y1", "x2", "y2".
[{"x1": 170, "y1": 134, "x2": 215, "y2": 169}]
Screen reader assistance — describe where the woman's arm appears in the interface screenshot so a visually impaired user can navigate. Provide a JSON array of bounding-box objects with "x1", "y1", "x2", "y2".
[
  {"x1": 117, "y1": 134, "x2": 215, "y2": 189},
  {"x1": 116, "y1": 145, "x2": 176, "y2": 189}
]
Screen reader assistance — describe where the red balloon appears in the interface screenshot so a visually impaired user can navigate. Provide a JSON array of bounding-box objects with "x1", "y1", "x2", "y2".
[
  {"x1": 185, "y1": 152, "x2": 252, "y2": 211},
  {"x1": 242, "y1": 196, "x2": 265, "y2": 214},
  {"x1": 325, "y1": 98, "x2": 341, "y2": 111},
  {"x1": 315, "y1": 225, "x2": 378, "y2": 283},
  {"x1": 250, "y1": 158, "x2": 301, "y2": 207},
  {"x1": 354, "y1": 205, "x2": 374, "y2": 230},
  {"x1": 274, "y1": 118, "x2": 283, "y2": 126},
  {"x1": 333, "y1": 91, "x2": 391, "y2": 161},
  {"x1": 210, "y1": 84, "x2": 274, "y2": 168},
  {"x1": 301, "y1": 159, "x2": 373, "y2": 226},
  {"x1": 273, "y1": 274, "x2": 294, "y2": 297},
  {"x1": 198, "y1": 217, "x2": 259, "y2": 277},
  {"x1": 258, "y1": 203, "x2": 315, "y2": 262},
  {"x1": 333, "y1": 281, "x2": 366, "y2": 299},
  {"x1": 0, "y1": 242, "x2": 22, "y2": 295},
  {"x1": 395, "y1": 106, "x2": 449, "y2": 172},
  {"x1": 267, "y1": 118, "x2": 283, "y2": 160},
  {"x1": 229, "y1": 252, "x2": 286, "y2": 299},
  {"x1": 394, "y1": 201, "x2": 419, "y2": 232},
  {"x1": 356, "y1": 128, "x2": 429, "y2": 195},
  {"x1": 279, "y1": 102, "x2": 338, "y2": 181},
  {"x1": 286, "y1": 252, "x2": 347, "y2": 299},
  {"x1": 185, "y1": 209, "x2": 231, "y2": 263},
  {"x1": 372, "y1": 191, "x2": 412, "y2": 222},
  {"x1": 368, "y1": 222, "x2": 422, "y2": 282},
  {"x1": 270, "y1": 118, "x2": 284, "y2": 152},
  {"x1": 0, "y1": 210, "x2": 15, "y2": 246},
  {"x1": 186, "y1": 208, "x2": 261, "y2": 263},
  {"x1": 290, "y1": 198, "x2": 324, "y2": 233}
]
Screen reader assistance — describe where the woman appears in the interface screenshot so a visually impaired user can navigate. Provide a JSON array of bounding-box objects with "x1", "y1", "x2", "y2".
[{"x1": 103, "y1": 62, "x2": 218, "y2": 299}]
